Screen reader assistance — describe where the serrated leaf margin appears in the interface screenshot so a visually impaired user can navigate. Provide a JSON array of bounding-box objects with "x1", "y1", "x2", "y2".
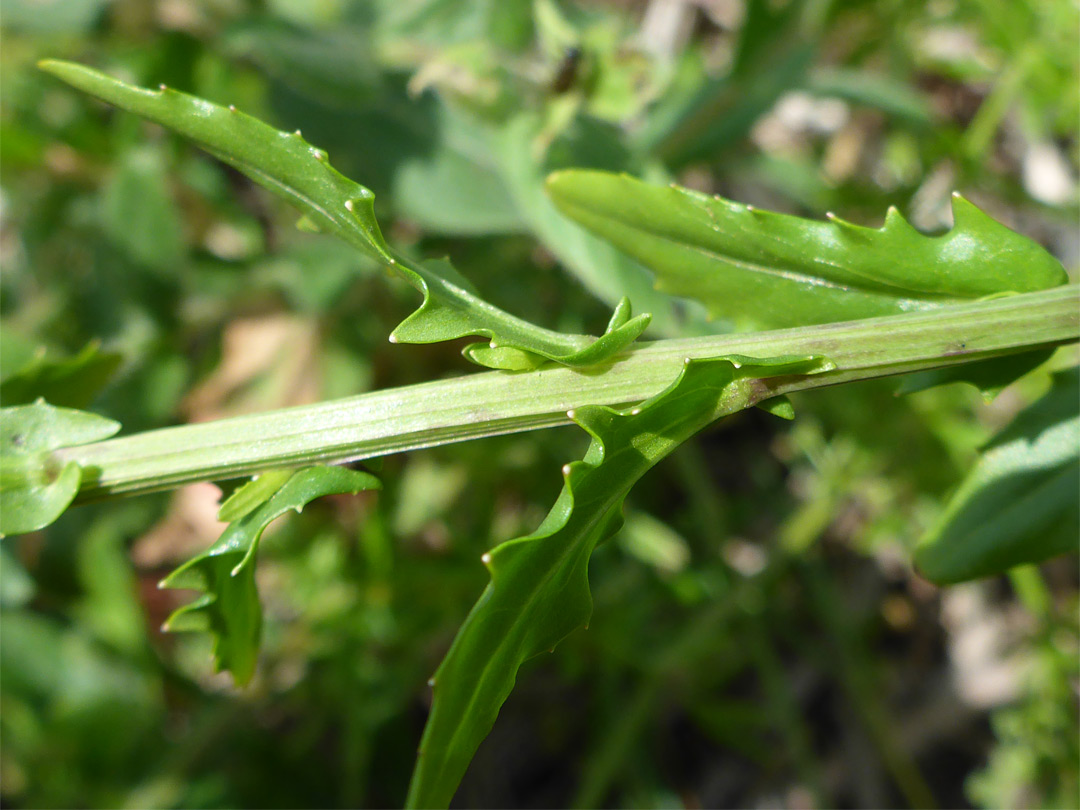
[
  {"x1": 406, "y1": 352, "x2": 832, "y2": 808},
  {"x1": 39, "y1": 60, "x2": 651, "y2": 371}
]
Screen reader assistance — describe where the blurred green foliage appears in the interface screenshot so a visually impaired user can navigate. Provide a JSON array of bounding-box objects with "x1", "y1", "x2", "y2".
[{"x1": 1, "y1": 0, "x2": 1076, "y2": 807}]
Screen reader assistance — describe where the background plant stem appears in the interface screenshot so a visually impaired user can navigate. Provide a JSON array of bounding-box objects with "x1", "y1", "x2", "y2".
[{"x1": 60, "y1": 285, "x2": 1079, "y2": 502}]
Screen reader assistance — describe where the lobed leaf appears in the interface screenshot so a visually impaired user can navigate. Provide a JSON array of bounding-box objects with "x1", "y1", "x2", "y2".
[
  {"x1": 915, "y1": 367, "x2": 1079, "y2": 584},
  {"x1": 160, "y1": 466, "x2": 380, "y2": 685},
  {"x1": 546, "y1": 170, "x2": 1067, "y2": 330},
  {"x1": 406, "y1": 352, "x2": 830, "y2": 808},
  {"x1": 40, "y1": 60, "x2": 650, "y2": 371},
  {"x1": 0, "y1": 400, "x2": 121, "y2": 536}
]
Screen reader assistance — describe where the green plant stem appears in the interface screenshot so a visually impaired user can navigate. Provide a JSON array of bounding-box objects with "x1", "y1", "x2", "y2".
[{"x1": 61, "y1": 286, "x2": 1079, "y2": 502}]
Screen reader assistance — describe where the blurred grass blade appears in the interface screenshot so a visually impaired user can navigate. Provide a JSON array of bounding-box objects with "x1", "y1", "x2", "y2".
[
  {"x1": 39, "y1": 60, "x2": 650, "y2": 370},
  {"x1": 546, "y1": 170, "x2": 1067, "y2": 330},
  {"x1": 160, "y1": 465, "x2": 380, "y2": 685},
  {"x1": 805, "y1": 67, "x2": 934, "y2": 127},
  {"x1": 915, "y1": 367, "x2": 1079, "y2": 583},
  {"x1": 406, "y1": 353, "x2": 829, "y2": 808},
  {"x1": 633, "y1": 0, "x2": 813, "y2": 166}
]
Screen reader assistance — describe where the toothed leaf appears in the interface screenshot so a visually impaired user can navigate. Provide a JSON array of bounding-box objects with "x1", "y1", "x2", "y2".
[
  {"x1": 0, "y1": 401, "x2": 121, "y2": 536},
  {"x1": 546, "y1": 170, "x2": 1067, "y2": 329},
  {"x1": 915, "y1": 367, "x2": 1079, "y2": 584},
  {"x1": 160, "y1": 465, "x2": 380, "y2": 685},
  {"x1": 216, "y1": 469, "x2": 296, "y2": 522},
  {"x1": 406, "y1": 353, "x2": 831, "y2": 808},
  {"x1": 40, "y1": 61, "x2": 651, "y2": 370}
]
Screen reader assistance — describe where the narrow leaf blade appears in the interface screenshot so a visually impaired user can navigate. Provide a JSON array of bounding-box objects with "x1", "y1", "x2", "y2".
[
  {"x1": 915, "y1": 367, "x2": 1080, "y2": 583},
  {"x1": 39, "y1": 61, "x2": 650, "y2": 370},
  {"x1": 406, "y1": 354, "x2": 830, "y2": 808}
]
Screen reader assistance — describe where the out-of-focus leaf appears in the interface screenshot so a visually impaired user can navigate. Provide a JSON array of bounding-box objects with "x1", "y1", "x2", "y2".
[
  {"x1": 42, "y1": 61, "x2": 649, "y2": 370},
  {"x1": 0, "y1": 328, "x2": 38, "y2": 378},
  {"x1": 633, "y1": 0, "x2": 813, "y2": 167},
  {"x1": 379, "y1": 0, "x2": 533, "y2": 51},
  {"x1": 0, "y1": 401, "x2": 121, "y2": 537},
  {"x1": 617, "y1": 510, "x2": 691, "y2": 574},
  {"x1": 0, "y1": 341, "x2": 122, "y2": 409},
  {"x1": 1, "y1": 0, "x2": 109, "y2": 34},
  {"x1": 406, "y1": 354, "x2": 830, "y2": 808},
  {"x1": 160, "y1": 465, "x2": 380, "y2": 684},
  {"x1": 915, "y1": 367, "x2": 1080, "y2": 583},
  {"x1": 806, "y1": 67, "x2": 934, "y2": 127},
  {"x1": 392, "y1": 104, "x2": 525, "y2": 235},
  {"x1": 896, "y1": 349, "x2": 1054, "y2": 398},
  {"x1": 546, "y1": 170, "x2": 1067, "y2": 329},
  {"x1": 646, "y1": 44, "x2": 814, "y2": 168},
  {"x1": 0, "y1": 544, "x2": 35, "y2": 608},
  {"x1": 392, "y1": 456, "x2": 467, "y2": 537},
  {"x1": 225, "y1": 20, "x2": 380, "y2": 108},
  {"x1": 101, "y1": 145, "x2": 186, "y2": 274}
]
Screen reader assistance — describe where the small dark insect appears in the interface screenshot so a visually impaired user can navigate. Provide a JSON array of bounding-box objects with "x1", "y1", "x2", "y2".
[{"x1": 551, "y1": 46, "x2": 583, "y2": 94}]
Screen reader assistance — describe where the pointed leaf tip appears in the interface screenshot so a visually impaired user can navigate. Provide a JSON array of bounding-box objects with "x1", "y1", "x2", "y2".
[
  {"x1": 546, "y1": 170, "x2": 1066, "y2": 329},
  {"x1": 43, "y1": 63, "x2": 650, "y2": 371}
]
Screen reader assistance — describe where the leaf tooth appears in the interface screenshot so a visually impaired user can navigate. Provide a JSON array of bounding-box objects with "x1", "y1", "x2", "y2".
[
  {"x1": 481, "y1": 552, "x2": 492, "y2": 565},
  {"x1": 881, "y1": 204, "x2": 920, "y2": 236},
  {"x1": 948, "y1": 191, "x2": 991, "y2": 232},
  {"x1": 824, "y1": 210, "x2": 864, "y2": 232}
]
